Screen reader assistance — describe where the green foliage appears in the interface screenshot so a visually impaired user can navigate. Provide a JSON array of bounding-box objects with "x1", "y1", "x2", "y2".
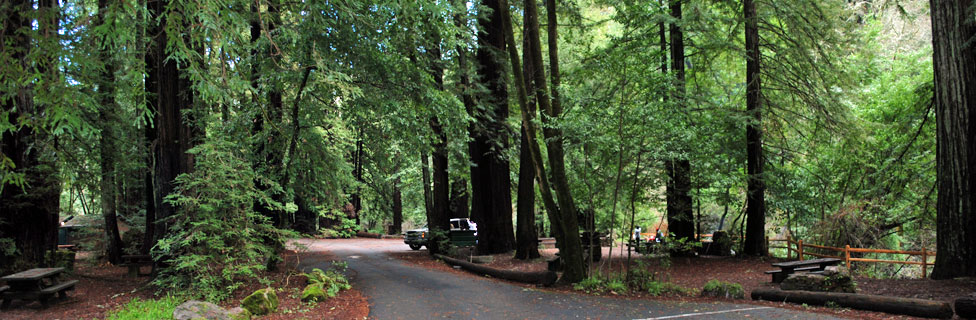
[
  {"x1": 104, "y1": 296, "x2": 182, "y2": 320},
  {"x1": 605, "y1": 278, "x2": 628, "y2": 293},
  {"x1": 701, "y1": 280, "x2": 744, "y2": 299},
  {"x1": 645, "y1": 281, "x2": 690, "y2": 297},
  {"x1": 301, "y1": 266, "x2": 351, "y2": 303},
  {"x1": 573, "y1": 274, "x2": 606, "y2": 294},
  {"x1": 319, "y1": 209, "x2": 358, "y2": 239},
  {"x1": 153, "y1": 139, "x2": 284, "y2": 301}
]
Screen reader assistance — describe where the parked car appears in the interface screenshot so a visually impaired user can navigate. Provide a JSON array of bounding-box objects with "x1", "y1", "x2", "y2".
[{"x1": 403, "y1": 218, "x2": 477, "y2": 250}]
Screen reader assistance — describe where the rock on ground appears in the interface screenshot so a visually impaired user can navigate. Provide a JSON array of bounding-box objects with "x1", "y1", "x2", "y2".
[
  {"x1": 173, "y1": 300, "x2": 231, "y2": 320},
  {"x1": 781, "y1": 266, "x2": 856, "y2": 293}
]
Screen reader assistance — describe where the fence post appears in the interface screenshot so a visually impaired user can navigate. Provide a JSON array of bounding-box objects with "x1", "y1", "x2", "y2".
[
  {"x1": 845, "y1": 245, "x2": 851, "y2": 269},
  {"x1": 765, "y1": 236, "x2": 769, "y2": 256},
  {"x1": 798, "y1": 239, "x2": 804, "y2": 261},
  {"x1": 922, "y1": 247, "x2": 928, "y2": 279},
  {"x1": 787, "y1": 237, "x2": 792, "y2": 260}
]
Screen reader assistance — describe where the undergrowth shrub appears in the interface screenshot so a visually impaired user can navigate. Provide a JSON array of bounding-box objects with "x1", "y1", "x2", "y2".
[
  {"x1": 104, "y1": 295, "x2": 182, "y2": 320},
  {"x1": 573, "y1": 274, "x2": 606, "y2": 293},
  {"x1": 701, "y1": 279, "x2": 744, "y2": 299},
  {"x1": 153, "y1": 139, "x2": 288, "y2": 301}
]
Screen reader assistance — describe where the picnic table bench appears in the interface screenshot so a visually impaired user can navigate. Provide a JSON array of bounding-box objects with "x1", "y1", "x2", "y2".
[
  {"x1": 765, "y1": 257, "x2": 842, "y2": 283},
  {"x1": 121, "y1": 255, "x2": 153, "y2": 277},
  {"x1": 1, "y1": 267, "x2": 77, "y2": 309}
]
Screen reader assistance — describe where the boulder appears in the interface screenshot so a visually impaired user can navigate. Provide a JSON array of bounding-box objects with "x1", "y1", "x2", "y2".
[
  {"x1": 780, "y1": 267, "x2": 855, "y2": 293},
  {"x1": 301, "y1": 283, "x2": 328, "y2": 302},
  {"x1": 241, "y1": 287, "x2": 278, "y2": 316},
  {"x1": 227, "y1": 307, "x2": 252, "y2": 320},
  {"x1": 173, "y1": 300, "x2": 231, "y2": 320}
]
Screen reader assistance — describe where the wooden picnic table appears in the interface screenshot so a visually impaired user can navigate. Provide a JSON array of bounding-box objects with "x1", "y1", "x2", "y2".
[
  {"x1": 766, "y1": 257, "x2": 842, "y2": 283},
  {"x1": 121, "y1": 255, "x2": 153, "y2": 277},
  {"x1": 1, "y1": 267, "x2": 77, "y2": 309}
]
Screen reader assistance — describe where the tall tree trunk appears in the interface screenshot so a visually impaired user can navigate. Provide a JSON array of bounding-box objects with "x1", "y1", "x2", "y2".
[
  {"x1": 742, "y1": 0, "x2": 767, "y2": 256},
  {"x1": 421, "y1": 151, "x2": 433, "y2": 219},
  {"x1": 515, "y1": 14, "x2": 541, "y2": 260},
  {"x1": 97, "y1": 0, "x2": 124, "y2": 265},
  {"x1": 665, "y1": 0, "x2": 695, "y2": 247},
  {"x1": 142, "y1": 0, "x2": 159, "y2": 255},
  {"x1": 520, "y1": 0, "x2": 586, "y2": 282},
  {"x1": 930, "y1": 0, "x2": 976, "y2": 279},
  {"x1": 449, "y1": 178, "x2": 469, "y2": 218},
  {"x1": 352, "y1": 131, "x2": 364, "y2": 228},
  {"x1": 0, "y1": 0, "x2": 60, "y2": 272},
  {"x1": 391, "y1": 173, "x2": 403, "y2": 235},
  {"x1": 251, "y1": 0, "x2": 286, "y2": 229},
  {"x1": 149, "y1": 0, "x2": 195, "y2": 261},
  {"x1": 472, "y1": 0, "x2": 516, "y2": 255}
]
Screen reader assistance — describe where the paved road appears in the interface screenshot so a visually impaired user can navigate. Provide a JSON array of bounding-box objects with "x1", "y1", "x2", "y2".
[{"x1": 298, "y1": 238, "x2": 837, "y2": 320}]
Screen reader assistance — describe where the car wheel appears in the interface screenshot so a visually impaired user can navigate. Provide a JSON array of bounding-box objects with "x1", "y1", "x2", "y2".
[{"x1": 409, "y1": 244, "x2": 422, "y2": 250}]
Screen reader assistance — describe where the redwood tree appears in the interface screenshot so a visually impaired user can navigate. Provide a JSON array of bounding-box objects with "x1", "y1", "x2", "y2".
[
  {"x1": 471, "y1": 0, "x2": 516, "y2": 254},
  {"x1": 665, "y1": 0, "x2": 695, "y2": 245},
  {"x1": 930, "y1": 0, "x2": 976, "y2": 279},
  {"x1": 742, "y1": 0, "x2": 767, "y2": 256}
]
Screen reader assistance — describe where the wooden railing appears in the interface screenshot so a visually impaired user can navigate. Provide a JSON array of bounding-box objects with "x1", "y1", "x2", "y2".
[{"x1": 767, "y1": 236, "x2": 936, "y2": 278}]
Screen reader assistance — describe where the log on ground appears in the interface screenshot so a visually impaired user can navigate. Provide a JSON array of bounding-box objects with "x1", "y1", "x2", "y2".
[
  {"x1": 956, "y1": 295, "x2": 976, "y2": 319},
  {"x1": 434, "y1": 254, "x2": 557, "y2": 286},
  {"x1": 751, "y1": 288, "x2": 953, "y2": 319},
  {"x1": 355, "y1": 231, "x2": 383, "y2": 239}
]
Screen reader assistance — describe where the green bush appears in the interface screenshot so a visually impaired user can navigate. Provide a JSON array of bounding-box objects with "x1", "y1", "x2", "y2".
[
  {"x1": 104, "y1": 296, "x2": 182, "y2": 320},
  {"x1": 605, "y1": 278, "x2": 627, "y2": 293},
  {"x1": 152, "y1": 139, "x2": 287, "y2": 301},
  {"x1": 573, "y1": 275, "x2": 605, "y2": 293},
  {"x1": 304, "y1": 267, "x2": 351, "y2": 301},
  {"x1": 701, "y1": 279, "x2": 744, "y2": 299},
  {"x1": 645, "y1": 281, "x2": 690, "y2": 297},
  {"x1": 241, "y1": 287, "x2": 279, "y2": 316}
]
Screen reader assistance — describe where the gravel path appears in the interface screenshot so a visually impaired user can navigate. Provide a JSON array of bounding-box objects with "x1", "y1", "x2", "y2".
[{"x1": 297, "y1": 238, "x2": 838, "y2": 320}]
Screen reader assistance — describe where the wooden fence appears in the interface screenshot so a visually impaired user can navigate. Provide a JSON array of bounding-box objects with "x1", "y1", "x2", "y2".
[{"x1": 767, "y1": 237, "x2": 936, "y2": 278}]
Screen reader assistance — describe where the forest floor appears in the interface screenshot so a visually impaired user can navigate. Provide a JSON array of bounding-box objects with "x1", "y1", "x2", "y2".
[
  {"x1": 391, "y1": 244, "x2": 976, "y2": 320},
  {"x1": 0, "y1": 249, "x2": 369, "y2": 320}
]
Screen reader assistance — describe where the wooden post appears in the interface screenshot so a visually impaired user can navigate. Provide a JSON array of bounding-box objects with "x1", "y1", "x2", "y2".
[
  {"x1": 765, "y1": 236, "x2": 769, "y2": 256},
  {"x1": 921, "y1": 248, "x2": 927, "y2": 279},
  {"x1": 845, "y1": 245, "x2": 851, "y2": 269},
  {"x1": 787, "y1": 237, "x2": 792, "y2": 260},
  {"x1": 798, "y1": 239, "x2": 804, "y2": 261}
]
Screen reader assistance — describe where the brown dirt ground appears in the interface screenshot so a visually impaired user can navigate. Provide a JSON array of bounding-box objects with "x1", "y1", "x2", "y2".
[
  {"x1": 0, "y1": 250, "x2": 368, "y2": 320},
  {"x1": 391, "y1": 245, "x2": 976, "y2": 320}
]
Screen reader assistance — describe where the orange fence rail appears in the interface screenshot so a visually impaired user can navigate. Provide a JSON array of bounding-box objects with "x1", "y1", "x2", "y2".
[{"x1": 767, "y1": 236, "x2": 936, "y2": 278}]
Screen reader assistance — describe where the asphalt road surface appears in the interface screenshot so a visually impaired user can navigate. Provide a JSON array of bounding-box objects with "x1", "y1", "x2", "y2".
[{"x1": 297, "y1": 238, "x2": 837, "y2": 320}]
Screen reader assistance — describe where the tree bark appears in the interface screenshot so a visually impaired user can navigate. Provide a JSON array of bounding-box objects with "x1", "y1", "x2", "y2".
[
  {"x1": 391, "y1": 174, "x2": 403, "y2": 235},
  {"x1": 142, "y1": 0, "x2": 159, "y2": 255},
  {"x1": 472, "y1": 0, "x2": 516, "y2": 255},
  {"x1": 148, "y1": 0, "x2": 195, "y2": 258},
  {"x1": 515, "y1": 14, "x2": 542, "y2": 260},
  {"x1": 930, "y1": 0, "x2": 976, "y2": 279},
  {"x1": 665, "y1": 0, "x2": 695, "y2": 246},
  {"x1": 449, "y1": 178, "x2": 469, "y2": 218},
  {"x1": 97, "y1": 0, "x2": 124, "y2": 265},
  {"x1": 743, "y1": 0, "x2": 768, "y2": 256},
  {"x1": 0, "y1": 0, "x2": 60, "y2": 272}
]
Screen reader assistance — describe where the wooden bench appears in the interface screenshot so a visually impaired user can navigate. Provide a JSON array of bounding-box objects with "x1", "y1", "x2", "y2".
[
  {"x1": 120, "y1": 255, "x2": 152, "y2": 277},
  {"x1": 40, "y1": 280, "x2": 77, "y2": 298}
]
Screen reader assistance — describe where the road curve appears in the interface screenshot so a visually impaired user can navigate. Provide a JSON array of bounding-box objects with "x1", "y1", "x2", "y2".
[{"x1": 297, "y1": 238, "x2": 836, "y2": 320}]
